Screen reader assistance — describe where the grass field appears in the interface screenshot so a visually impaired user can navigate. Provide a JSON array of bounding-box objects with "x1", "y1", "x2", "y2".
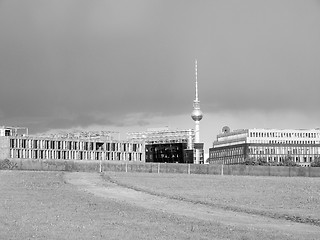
[
  {"x1": 105, "y1": 172, "x2": 320, "y2": 225},
  {"x1": 1, "y1": 170, "x2": 245, "y2": 240},
  {"x1": 1, "y1": 170, "x2": 320, "y2": 239}
]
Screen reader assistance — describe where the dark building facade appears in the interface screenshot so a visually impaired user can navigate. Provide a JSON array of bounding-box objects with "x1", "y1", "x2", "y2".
[
  {"x1": 145, "y1": 143, "x2": 193, "y2": 163},
  {"x1": 210, "y1": 143, "x2": 248, "y2": 165},
  {"x1": 127, "y1": 128, "x2": 195, "y2": 164}
]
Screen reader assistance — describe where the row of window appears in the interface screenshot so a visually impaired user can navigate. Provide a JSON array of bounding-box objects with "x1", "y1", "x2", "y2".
[
  {"x1": 210, "y1": 147, "x2": 244, "y2": 158},
  {"x1": 248, "y1": 146, "x2": 320, "y2": 155},
  {"x1": 146, "y1": 139, "x2": 188, "y2": 144},
  {"x1": 10, "y1": 149, "x2": 143, "y2": 161},
  {"x1": 9, "y1": 138, "x2": 142, "y2": 152},
  {"x1": 250, "y1": 155, "x2": 313, "y2": 163},
  {"x1": 210, "y1": 157, "x2": 244, "y2": 165},
  {"x1": 146, "y1": 146, "x2": 182, "y2": 152},
  {"x1": 147, "y1": 153, "x2": 183, "y2": 159},
  {"x1": 211, "y1": 155, "x2": 314, "y2": 164},
  {"x1": 250, "y1": 131, "x2": 320, "y2": 139},
  {"x1": 250, "y1": 140, "x2": 319, "y2": 144}
]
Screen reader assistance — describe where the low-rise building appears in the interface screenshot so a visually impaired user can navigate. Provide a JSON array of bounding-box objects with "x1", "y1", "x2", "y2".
[
  {"x1": 209, "y1": 127, "x2": 320, "y2": 167},
  {"x1": 0, "y1": 126, "x2": 144, "y2": 162}
]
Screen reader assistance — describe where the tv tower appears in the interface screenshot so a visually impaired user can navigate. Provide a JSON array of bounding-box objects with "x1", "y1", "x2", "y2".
[{"x1": 191, "y1": 59, "x2": 204, "y2": 164}]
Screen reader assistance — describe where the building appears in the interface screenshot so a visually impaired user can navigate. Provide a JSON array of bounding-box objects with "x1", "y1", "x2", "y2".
[
  {"x1": 127, "y1": 128, "x2": 194, "y2": 163},
  {"x1": 191, "y1": 60, "x2": 204, "y2": 164},
  {"x1": 126, "y1": 60, "x2": 205, "y2": 164},
  {"x1": 0, "y1": 126, "x2": 145, "y2": 162},
  {"x1": 0, "y1": 126, "x2": 28, "y2": 137},
  {"x1": 209, "y1": 127, "x2": 320, "y2": 167}
]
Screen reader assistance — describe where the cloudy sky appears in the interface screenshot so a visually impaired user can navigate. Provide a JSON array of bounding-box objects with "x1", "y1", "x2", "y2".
[{"x1": 0, "y1": 0, "x2": 320, "y2": 151}]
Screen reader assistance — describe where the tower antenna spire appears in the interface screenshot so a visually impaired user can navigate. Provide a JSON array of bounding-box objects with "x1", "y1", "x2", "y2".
[{"x1": 195, "y1": 59, "x2": 198, "y2": 101}]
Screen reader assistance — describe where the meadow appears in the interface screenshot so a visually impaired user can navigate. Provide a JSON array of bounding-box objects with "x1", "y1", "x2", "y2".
[
  {"x1": 1, "y1": 170, "x2": 319, "y2": 239},
  {"x1": 105, "y1": 172, "x2": 320, "y2": 225}
]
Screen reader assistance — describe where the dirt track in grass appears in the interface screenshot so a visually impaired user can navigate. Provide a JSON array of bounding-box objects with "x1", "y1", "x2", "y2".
[
  {"x1": 104, "y1": 172, "x2": 320, "y2": 225},
  {"x1": 65, "y1": 172, "x2": 320, "y2": 239}
]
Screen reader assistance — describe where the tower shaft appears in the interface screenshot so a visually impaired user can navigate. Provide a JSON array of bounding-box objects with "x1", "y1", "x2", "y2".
[{"x1": 191, "y1": 59, "x2": 204, "y2": 164}]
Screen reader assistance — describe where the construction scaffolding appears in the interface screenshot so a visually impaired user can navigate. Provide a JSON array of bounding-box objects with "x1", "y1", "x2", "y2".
[
  {"x1": 127, "y1": 128, "x2": 195, "y2": 148},
  {"x1": 35, "y1": 130, "x2": 120, "y2": 141}
]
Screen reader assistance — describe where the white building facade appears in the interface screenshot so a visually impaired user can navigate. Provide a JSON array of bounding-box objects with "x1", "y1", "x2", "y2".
[
  {"x1": 209, "y1": 128, "x2": 320, "y2": 167},
  {"x1": 0, "y1": 126, "x2": 145, "y2": 162}
]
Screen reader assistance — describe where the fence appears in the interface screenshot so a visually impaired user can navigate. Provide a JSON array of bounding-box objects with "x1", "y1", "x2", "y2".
[{"x1": 0, "y1": 158, "x2": 320, "y2": 177}]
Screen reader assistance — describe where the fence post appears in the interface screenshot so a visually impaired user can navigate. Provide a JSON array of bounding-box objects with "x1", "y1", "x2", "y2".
[
  {"x1": 309, "y1": 166, "x2": 311, "y2": 177},
  {"x1": 221, "y1": 164, "x2": 224, "y2": 176},
  {"x1": 99, "y1": 159, "x2": 102, "y2": 173},
  {"x1": 188, "y1": 164, "x2": 190, "y2": 174},
  {"x1": 289, "y1": 166, "x2": 291, "y2": 177},
  {"x1": 125, "y1": 162, "x2": 128, "y2": 173},
  {"x1": 158, "y1": 163, "x2": 160, "y2": 174}
]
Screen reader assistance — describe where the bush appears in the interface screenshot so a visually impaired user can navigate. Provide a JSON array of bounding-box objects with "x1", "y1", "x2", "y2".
[
  {"x1": 242, "y1": 156, "x2": 299, "y2": 167},
  {"x1": 243, "y1": 157, "x2": 268, "y2": 166},
  {"x1": 0, "y1": 159, "x2": 18, "y2": 170},
  {"x1": 283, "y1": 155, "x2": 298, "y2": 167},
  {"x1": 311, "y1": 157, "x2": 320, "y2": 167}
]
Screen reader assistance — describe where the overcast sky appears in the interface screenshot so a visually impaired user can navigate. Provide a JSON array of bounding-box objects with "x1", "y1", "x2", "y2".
[{"x1": 1, "y1": 0, "x2": 320, "y2": 151}]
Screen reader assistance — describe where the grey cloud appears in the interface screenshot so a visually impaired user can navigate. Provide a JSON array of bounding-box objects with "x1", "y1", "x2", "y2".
[
  {"x1": 23, "y1": 113, "x2": 153, "y2": 134},
  {"x1": 45, "y1": 115, "x2": 111, "y2": 130},
  {"x1": 0, "y1": 1, "x2": 320, "y2": 133}
]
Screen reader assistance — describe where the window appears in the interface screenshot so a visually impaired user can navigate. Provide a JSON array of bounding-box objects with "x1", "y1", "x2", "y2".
[{"x1": 10, "y1": 139, "x2": 15, "y2": 148}]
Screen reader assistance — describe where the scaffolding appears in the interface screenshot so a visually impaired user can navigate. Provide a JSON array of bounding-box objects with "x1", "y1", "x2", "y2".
[
  {"x1": 35, "y1": 130, "x2": 120, "y2": 141},
  {"x1": 127, "y1": 128, "x2": 195, "y2": 148}
]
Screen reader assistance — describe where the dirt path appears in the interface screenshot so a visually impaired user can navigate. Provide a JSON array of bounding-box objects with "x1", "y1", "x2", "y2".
[{"x1": 65, "y1": 172, "x2": 320, "y2": 239}]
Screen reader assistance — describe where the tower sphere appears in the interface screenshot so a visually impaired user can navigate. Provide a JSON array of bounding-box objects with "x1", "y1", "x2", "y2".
[{"x1": 191, "y1": 109, "x2": 203, "y2": 121}]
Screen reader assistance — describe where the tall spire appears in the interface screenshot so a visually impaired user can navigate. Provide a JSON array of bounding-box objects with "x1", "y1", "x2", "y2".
[
  {"x1": 191, "y1": 59, "x2": 203, "y2": 121},
  {"x1": 195, "y1": 59, "x2": 198, "y2": 102}
]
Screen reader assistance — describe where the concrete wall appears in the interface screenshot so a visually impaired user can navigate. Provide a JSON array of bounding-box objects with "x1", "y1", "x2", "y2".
[
  {"x1": 0, "y1": 137, "x2": 10, "y2": 159},
  {"x1": 1, "y1": 158, "x2": 320, "y2": 177}
]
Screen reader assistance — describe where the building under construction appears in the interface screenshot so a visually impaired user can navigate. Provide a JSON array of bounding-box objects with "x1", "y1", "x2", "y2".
[
  {"x1": 0, "y1": 126, "x2": 144, "y2": 162},
  {"x1": 127, "y1": 128, "x2": 195, "y2": 163}
]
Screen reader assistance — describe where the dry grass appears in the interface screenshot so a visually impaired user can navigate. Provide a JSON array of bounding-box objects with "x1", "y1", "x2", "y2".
[
  {"x1": 1, "y1": 170, "x2": 296, "y2": 240},
  {"x1": 1, "y1": 170, "x2": 319, "y2": 240},
  {"x1": 105, "y1": 172, "x2": 320, "y2": 225}
]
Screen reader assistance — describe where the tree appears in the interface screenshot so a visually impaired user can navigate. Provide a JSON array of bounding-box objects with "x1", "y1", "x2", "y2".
[
  {"x1": 256, "y1": 157, "x2": 268, "y2": 166},
  {"x1": 311, "y1": 156, "x2": 320, "y2": 167},
  {"x1": 283, "y1": 155, "x2": 297, "y2": 167},
  {"x1": 243, "y1": 157, "x2": 268, "y2": 166},
  {"x1": 243, "y1": 157, "x2": 256, "y2": 165}
]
